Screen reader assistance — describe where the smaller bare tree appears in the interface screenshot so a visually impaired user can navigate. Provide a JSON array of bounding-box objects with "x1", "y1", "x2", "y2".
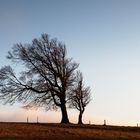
[{"x1": 69, "y1": 71, "x2": 91, "y2": 124}]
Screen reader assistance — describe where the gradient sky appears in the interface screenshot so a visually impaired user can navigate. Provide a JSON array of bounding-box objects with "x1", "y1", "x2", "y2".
[{"x1": 0, "y1": 0, "x2": 140, "y2": 126}]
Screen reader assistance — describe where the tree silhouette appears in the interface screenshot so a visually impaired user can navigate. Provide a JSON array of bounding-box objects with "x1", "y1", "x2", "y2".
[
  {"x1": 0, "y1": 34, "x2": 79, "y2": 123},
  {"x1": 69, "y1": 71, "x2": 91, "y2": 124}
]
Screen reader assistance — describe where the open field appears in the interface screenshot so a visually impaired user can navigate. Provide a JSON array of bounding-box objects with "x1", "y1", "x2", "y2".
[{"x1": 0, "y1": 123, "x2": 140, "y2": 140}]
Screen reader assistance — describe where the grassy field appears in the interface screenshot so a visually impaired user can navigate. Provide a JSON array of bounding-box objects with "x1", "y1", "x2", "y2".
[{"x1": 0, "y1": 123, "x2": 140, "y2": 140}]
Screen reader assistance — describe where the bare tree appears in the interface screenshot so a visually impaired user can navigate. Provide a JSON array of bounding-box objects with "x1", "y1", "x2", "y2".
[
  {"x1": 69, "y1": 71, "x2": 91, "y2": 124},
  {"x1": 0, "y1": 34, "x2": 79, "y2": 123}
]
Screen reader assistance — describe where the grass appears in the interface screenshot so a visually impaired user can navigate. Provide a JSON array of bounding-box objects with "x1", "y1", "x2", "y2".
[{"x1": 0, "y1": 123, "x2": 140, "y2": 139}]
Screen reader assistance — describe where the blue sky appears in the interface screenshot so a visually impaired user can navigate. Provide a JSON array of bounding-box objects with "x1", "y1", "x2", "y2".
[{"x1": 0, "y1": 0, "x2": 140, "y2": 125}]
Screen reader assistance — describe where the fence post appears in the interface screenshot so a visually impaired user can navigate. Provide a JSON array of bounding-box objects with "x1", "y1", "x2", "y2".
[
  {"x1": 89, "y1": 120, "x2": 91, "y2": 125},
  {"x1": 104, "y1": 120, "x2": 106, "y2": 126},
  {"x1": 27, "y1": 117, "x2": 29, "y2": 123}
]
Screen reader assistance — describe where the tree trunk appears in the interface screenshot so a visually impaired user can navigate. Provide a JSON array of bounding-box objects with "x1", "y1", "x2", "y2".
[
  {"x1": 60, "y1": 104, "x2": 69, "y2": 123},
  {"x1": 78, "y1": 111, "x2": 83, "y2": 124}
]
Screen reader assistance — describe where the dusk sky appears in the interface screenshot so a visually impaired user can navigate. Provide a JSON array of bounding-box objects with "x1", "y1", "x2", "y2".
[{"x1": 0, "y1": 0, "x2": 140, "y2": 126}]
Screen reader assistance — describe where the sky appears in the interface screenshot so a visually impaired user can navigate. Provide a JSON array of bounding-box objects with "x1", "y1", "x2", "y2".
[{"x1": 0, "y1": 0, "x2": 140, "y2": 126}]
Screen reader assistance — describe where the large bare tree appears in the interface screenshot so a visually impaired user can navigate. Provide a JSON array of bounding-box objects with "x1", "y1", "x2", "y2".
[
  {"x1": 69, "y1": 71, "x2": 91, "y2": 124},
  {"x1": 0, "y1": 34, "x2": 79, "y2": 123}
]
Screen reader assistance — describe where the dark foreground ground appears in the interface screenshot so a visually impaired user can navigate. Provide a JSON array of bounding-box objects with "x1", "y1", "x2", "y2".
[{"x1": 0, "y1": 123, "x2": 140, "y2": 140}]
